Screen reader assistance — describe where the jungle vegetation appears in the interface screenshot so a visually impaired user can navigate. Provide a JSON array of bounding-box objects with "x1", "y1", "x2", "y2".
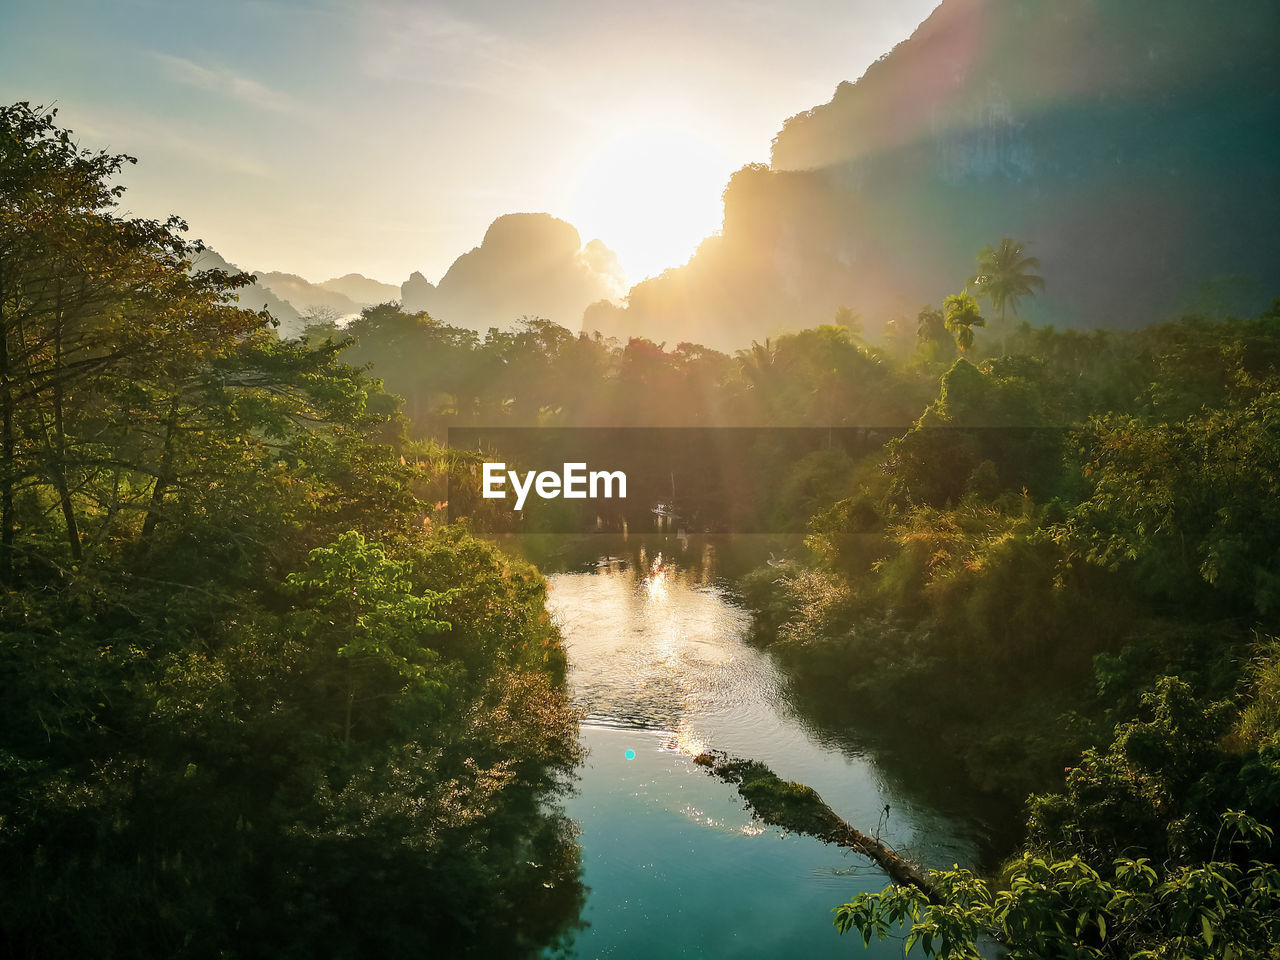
[
  {"x1": 290, "y1": 214, "x2": 1280, "y2": 956},
  {"x1": 4, "y1": 98, "x2": 1278, "y2": 958},
  {"x1": 311, "y1": 241, "x2": 1280, "y2": 951},
  {"x1": 0, "y1": 102, "x2": 584, "y2": 959}
]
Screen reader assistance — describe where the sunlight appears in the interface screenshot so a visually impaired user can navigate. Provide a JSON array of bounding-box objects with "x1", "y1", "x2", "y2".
[
  {"x1": 642, "y1": 551, "x2": 671, "y2": 602},
  {"x1": 671, "y1": 720, "x2": 708, "y2": 759},
  {"x1": 569, "y1": 123, "x2": 735, "y2": 283}
]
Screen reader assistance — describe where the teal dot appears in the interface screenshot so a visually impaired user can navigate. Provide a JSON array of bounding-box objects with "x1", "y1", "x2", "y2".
[{"x1": 624, "y1": 749, "x2": 636, "y2": 760}]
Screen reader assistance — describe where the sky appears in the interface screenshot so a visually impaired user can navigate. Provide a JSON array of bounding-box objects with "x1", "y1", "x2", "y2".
[{"x1": 0, "y1": 0, "x2": 939, "y2": 287}]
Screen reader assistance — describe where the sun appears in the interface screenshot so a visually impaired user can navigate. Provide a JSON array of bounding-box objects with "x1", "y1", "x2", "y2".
[{"x1": 568, "y1": 124, "x2": 736, "y2": 285}]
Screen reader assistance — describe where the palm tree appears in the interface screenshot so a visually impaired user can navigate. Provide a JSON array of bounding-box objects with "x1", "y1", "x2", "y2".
[
  {"x1": 736, "y1": 338, "x2": 778, "y2": 393},
  {"x1": 969, "y1": 238, "x2": 1044, "y2": 324},
  {"x1": 916, "y1": 304, "x2": 947, "y2": 344},
  {"x1": 943, "y1": 291, "x2": 986, "y2": 352}
]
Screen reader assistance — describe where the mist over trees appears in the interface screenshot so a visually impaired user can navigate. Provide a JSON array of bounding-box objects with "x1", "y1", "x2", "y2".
[{"x1": 141, "y1": 0, "x2": 1280, "y2": 362}]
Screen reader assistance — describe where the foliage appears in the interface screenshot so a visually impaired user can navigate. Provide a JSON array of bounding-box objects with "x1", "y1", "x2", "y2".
[
  {"x1": 1057, "y1": 386, "x2": 1280, "y2": 616},
  {"x1": 281, "y1": 531, "x2": 453, "y2": 742},
  {"x1": 733, "y1": 304, "x2": 1280, "y2": 957},
  {"x1": 6, "y1": 97, "x2": 1280, "y2": 959},
  {"x1": 944, "y1": 292, "x2": 987, "y2": 353},
  {"x1": 0, "y1": 104, "x2": 584, "y2": 958},
  {"x1": 1237, "y1": 637, "x2": 1280, "y2": 750},
  {"x1": 835, "y1": 815, "x2": 1280, "y2": 959}
]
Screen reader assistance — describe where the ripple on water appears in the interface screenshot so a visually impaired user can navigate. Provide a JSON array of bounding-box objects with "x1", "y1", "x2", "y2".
[{"x1": 544, "y1": 546, "x2": 990, "y2": 959}]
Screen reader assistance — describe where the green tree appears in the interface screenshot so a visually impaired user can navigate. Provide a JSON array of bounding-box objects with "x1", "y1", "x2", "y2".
[
  {"x1": 943, "y1": 291, "x2": 987, "y2": 352},
  {"x1": 283, "y1": 531, "x2": 452, "y2": 742},
  {"x1": 833, "y1": 305, "x2": 865, "y2": 339},
  {"x1": 916, "y1": 304, "x2": 948, "y2": 345},
  {"x1": 835, "y1": 812, "x2": 1280, "y2": 959},
  {"x1": 0, "y1": 103, "x2": 261, "y2": 576},
  {"x1": 0, "y1": 105, "x2": 587, "y2": 958},
  {"x1": 970, "y1": 237, "x2": 1045, "y2": 325}
]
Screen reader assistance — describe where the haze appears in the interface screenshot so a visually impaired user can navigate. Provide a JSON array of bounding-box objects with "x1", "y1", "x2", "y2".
[{"x1": 0, "y1": 0, "x2": 937, "y2": 286}]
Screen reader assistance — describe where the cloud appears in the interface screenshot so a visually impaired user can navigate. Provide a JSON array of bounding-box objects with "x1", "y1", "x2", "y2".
[
  {"x1": 358, "y1": 3, "x2": 555, "y2": 101},
  {"x1": 151, "y1": 52, "x2": 300, "y2": 115},
  {"x1": 75, "y1": 110, "x2": 274, "y2": 180}
]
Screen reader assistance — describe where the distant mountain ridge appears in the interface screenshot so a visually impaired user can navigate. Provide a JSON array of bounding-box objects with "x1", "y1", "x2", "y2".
[
  {"x1": 206, "y1": 213, "x2": 625, "y2": 337},
  {"x1": 320, "y1": 273, "x2": 400, "y2": 306},
  {"x1": 191, "y1": 248, "x2": 306, "y2": 336},
  {"x1": 252, "y1": 271, "x2": 367, "y2": 319},
  {"x1": 191, "y1": 249, "x2": 389, "y2": 335},
  {"x1": 210, "y1": 0, "x2": 1280, "y2": 351}
]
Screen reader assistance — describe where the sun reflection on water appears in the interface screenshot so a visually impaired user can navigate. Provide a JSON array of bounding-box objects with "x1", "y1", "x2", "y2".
[
  {"x1": 549, "y1": 542, "x2": 765, "y2": 743},
  {"x1": 659, "y1": 721, "x2": 709, "y2": 759},
  {"x1": 641, "y1": 551, "x2": 671, "y2": 601}
]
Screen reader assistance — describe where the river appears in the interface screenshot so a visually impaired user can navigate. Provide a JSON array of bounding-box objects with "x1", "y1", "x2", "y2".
[{"x1": 530, "y1": 535, "x2": 996, "y2": 958}]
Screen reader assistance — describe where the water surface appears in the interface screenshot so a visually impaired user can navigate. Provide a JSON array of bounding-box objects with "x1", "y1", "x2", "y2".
[{"x1": 541, "y1": 536, "x2": 989, "y2": 958}]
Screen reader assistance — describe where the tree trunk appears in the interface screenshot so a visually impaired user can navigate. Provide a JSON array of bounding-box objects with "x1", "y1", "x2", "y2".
[
  {"x1": 49, "y1": 380, "x2": 81, "y2": 562},
  {"x1": 141, "y1": 395, "x2": 181, "y2": 542},
  {"x1": 0, "y1": 279, "x2": 12, "y2": 585},
  {"x1": 343, "y1": 651, "x2": 356, "y2": 743},
  {"x1": 695, "y1": 752, "x2": 943, "y2": 900},
  {"x1": 43, "y1": 282, "x2": 81, "y2": 561}
]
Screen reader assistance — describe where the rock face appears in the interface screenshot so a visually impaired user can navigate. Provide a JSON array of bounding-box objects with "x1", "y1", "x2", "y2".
[
  {"x1": 401, "y1": 213, "x2": 626, "y2": 331},
  {"x1": 400, "y1": 271, "x2": 436, "y2": 313},
  {"x1": 595, "y1": 0, "x2": 1280, "y2": 350}
]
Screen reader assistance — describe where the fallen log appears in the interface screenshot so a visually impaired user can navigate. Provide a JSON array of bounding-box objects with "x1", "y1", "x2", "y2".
[{"x1": 692, "y1": 751, "x2": 943, "y2": 904}]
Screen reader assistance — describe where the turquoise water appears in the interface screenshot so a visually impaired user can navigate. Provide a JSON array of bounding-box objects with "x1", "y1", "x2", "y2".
[{"x1": 544, "y1": 539, "x2": 990, "y2": 958}]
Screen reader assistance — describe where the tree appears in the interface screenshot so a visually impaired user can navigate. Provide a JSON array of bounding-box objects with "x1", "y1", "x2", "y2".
[
  {"x1": 833, "y1": 305, "x2": 865, "y2": 340},
  {"x1": 283, "y1": 531, "x2": 452, "y2": 742},
  {"x1": 943, "y1": 291, "x2": 986, "y2": 352},
  {"x1": 0, "y1": 102, "x2": 266, "y2": 580},
  {"x1": 834, "y1": 811, "x2": 1280, "y2": 959},
  {"x1": 969, "y1": 237, "x2": 1045, "y2": 325},
  {"x1": 911, "y1": 303, "x2": 959, "y2": 367},
  {"x1": 916, "y1": 305, "x2": 948, "y2": 345},
  {"x1": 0, "y1": 104, "x2": 588, "y2": 958},
  {"x1": 737, "y1": 338, "x2": 778, "y2": 386}
]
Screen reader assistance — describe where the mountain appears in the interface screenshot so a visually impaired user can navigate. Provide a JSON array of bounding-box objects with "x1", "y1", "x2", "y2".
[
  {"x1": 252, "y1": 271, "x2": 365, "y2": 318},
  {"x1": 230, "y1": 270, "x2": 398, "y2": 326},
  {"x1": 400, "y1": 213, "x2": 626, "y2": 331},
  {"x1": 191, "y1": 248, "x2": 305, "y2": 336},
  {"x1": 201, "y1": 214, "x2": 623, "y2": 338},
  {"x1": 588, "y1": 0, "x2": 1280, "y2": 349},
  {"x1": 319, "y1": 273, "x2": 400, "y2": 306}
]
